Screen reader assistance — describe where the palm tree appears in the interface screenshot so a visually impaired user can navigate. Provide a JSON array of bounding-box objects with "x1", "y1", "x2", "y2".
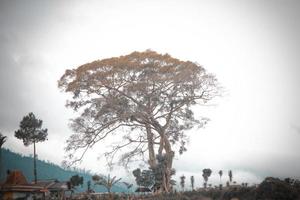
[
  {"x1": 202, "y1": 169, "x2": 212, "y2": 188},
  {"x1": 92, "y1": 174, "x2": 121, "y2": 199},
  {"x1": 228, "y1": 170, "x2": 233, "y2": 183},
  {"x1": 0, "y1": 132, "x2": 7, "y2": 180},
  {"x1": 218, "y1": 170, "x2": 223, "y2": 183},
  {"x1": 180, "y1": 175, "x2": 186, "y2": 191},
  {"x1": 122, "y1": 181, "x2": 133, "y2": 197},
  {"x1": 190, "y1": 176, "x2": 195, "y2": 191}
]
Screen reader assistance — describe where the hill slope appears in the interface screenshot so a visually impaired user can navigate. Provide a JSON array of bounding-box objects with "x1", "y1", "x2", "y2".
[{"x1": 0, "y1": 148, "x2": 126, "y2": 193}]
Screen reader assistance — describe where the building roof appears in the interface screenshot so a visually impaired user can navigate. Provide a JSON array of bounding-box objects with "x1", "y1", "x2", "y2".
[
  {"x1": 4, "y1": 170, "x2": 28, "y2": 185},
  {"x1": 34, "y1": 180, "x2": 69, "y2": 191},
  {"x1": 0, "y1": 170, "x2": 43, "y2": 193},
  {"x1": 0, "y1": 184, "x2": 44, "y2": 192},
  {"x1": 34, "y1": 180, "x2": 57, "y2": 188},
  {"x1": 0, "y1": 171, "x2": 69, "y2": 193}
]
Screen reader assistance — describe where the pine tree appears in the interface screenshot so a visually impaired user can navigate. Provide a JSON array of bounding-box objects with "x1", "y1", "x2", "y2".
[{"x1": 15, "y1": 112, "x2": 48, "y2": 183}]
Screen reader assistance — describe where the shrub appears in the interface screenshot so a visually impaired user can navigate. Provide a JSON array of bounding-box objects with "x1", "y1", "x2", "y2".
[{"x1": 255, "y1": 177, "x2": 298, "y2": 200}]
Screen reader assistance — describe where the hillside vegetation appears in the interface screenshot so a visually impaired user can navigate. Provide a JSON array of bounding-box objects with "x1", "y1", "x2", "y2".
[{"x1": 1, "y1": 148, "x2": 126, "y2": 193}]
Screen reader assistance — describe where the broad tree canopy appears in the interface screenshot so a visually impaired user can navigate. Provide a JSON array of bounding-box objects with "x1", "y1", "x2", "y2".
[{"x1": 58, "y1": 50, "x2": 220, "y2": 173}]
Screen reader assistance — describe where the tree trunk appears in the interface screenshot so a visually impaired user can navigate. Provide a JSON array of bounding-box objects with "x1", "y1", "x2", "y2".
[
  {"x1": 146, "y1": 125, "x2": 156, "y2": 169},
  {"x1": 162, "y1": 136, "x2": 174, "y2": 193},
  {"x1": 157, "y1": 133, "x2": 174, "y2": 193},
  {"x1": 108, "y1": 187, "x2": 113, "y2": 200},
  {"x1": 158, "y1": 137, "x2": 164, "y2": 156},
  {"x1": 33, "y1": 141, "x2": 37, "y2": 184},
  {"x1": 149, "y1": 118, "x2": 174, "y2": 193}
]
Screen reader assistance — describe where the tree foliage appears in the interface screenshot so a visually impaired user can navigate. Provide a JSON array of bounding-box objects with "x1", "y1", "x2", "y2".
[
  {"x1": 228, "y1": 170, "x2": 233, "y2": 183},
  {"x1": 202, "y1": 168, "x2": 212, "y2": 188},
  {"x1": 0, "y1": 132, "x2": 7, "y2": 148},
  {"x1": 14, "y1": 112, "x2": 48, "y2": 183},
  {"x1": 14, "y1": 112, "x2": 48, "y2": 146},
  {"x1": 0, "y1": 132, "x2": 7, "y2": 180},
  {"x1": 151, "y1": 154, "x2": 176, "y2": 190},
  {"x1": 92, "y1": 174, "x2": 121, "y2": 193},
  {"x1": 58, "y1": 50, "x2": 220, "y2": 192},
  {"x1": 132, "y1": 168, "x2": 154, "y2": 188},
  {"x1": 190, "y1": 175, "x2": 195, "y2": 191},
  {"x1": 256, "y1": 177, "x2": 299, "y2": 200},
  {"x1": 180, "y1": 175, "x2": 186, "y2": 191},
  {"x1": 218, "y1": 170, "x2": 223, "y2": 181},
  {"x1": 69, "y1": 174, "x2": 84, "y2": 189},
  {"x1": 87, "y1": 180, "x2": 92, "y2": 192}
]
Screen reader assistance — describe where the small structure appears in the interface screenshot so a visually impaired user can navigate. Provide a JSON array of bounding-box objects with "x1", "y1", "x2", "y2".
[
  {"x1": 0, "y1": 170, "x2": 70, "y2": 200},
  {"x1": 0, "y1": 170, "x2": 45, "y2": 199},
  {"x1": 35, "y1": 180, "x2": 70, "y2": 199}
]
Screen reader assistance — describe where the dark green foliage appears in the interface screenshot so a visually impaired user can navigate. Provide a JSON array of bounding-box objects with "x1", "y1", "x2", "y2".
[
  {"x1": 87, "y1": 180, "x2": 92, "y2": 192},
  {"x1": 0, "y1": 132, "x2": 6, "y2": 148},
  {"x1": 180, "y1": 175, "x2": 185, "y2": 191},
  {"x1": 293, "y1": 179, "x2": 300, "y2": 194},
  {"x1": 219, "y1": 184, "x2": 223, "y2": 190},
  {"x1": 92, "y1": 174, "x2": 122, "y2": 193},
  {"x1": 190, "y1": 176, "x2": 195, "y2": 191},
  {"x1": 151, "y1": 154, "x2": 176, "y2": 190},
  {"x1": 0, "y1": 132, "x2": 7, "y2": 180},
  {"x1": 218, "y1": 170, "x2": 223, "y2": 181},
  {"x1": 222, "y1": 186, "x2": 256, "y2": 200},
  {"x1": 15, "y1": 112, "x2": 48, "y2": 183},
  {"x1": 228, "y1": 170, "x2": 233, "y2": 183},
  {"x1": 14, "y1": 112, "x2": 48, "y2": 146},
  {"x1": 202, "y1": 168, "x2": 212, "y2": 188},
  {"x1": 255, "y1": 177, "x2": 298, "y2": 200},
  {"x1": 226, "y1": 181, "x2": 230, "y2": 187},
  {"x1": 133, "y1": 154, "x2": 176, "y2": 192},
  {"x1": 70, "y1": 174, "x2": 84, "y2": 189},
  {"x1": 1, "y1": 148, "x2": 126, "y2": 193},
  {"x1": 46, "y1": 178, "x2": 300, "y2": 200},
  {"x1": 132, "y1": 168, "x2": 154, "y2": 188}
]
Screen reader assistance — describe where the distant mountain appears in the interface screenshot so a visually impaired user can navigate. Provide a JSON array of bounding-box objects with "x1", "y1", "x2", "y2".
[{"x1": 0, "y1": 148, "x2": 127, "y2": 193}]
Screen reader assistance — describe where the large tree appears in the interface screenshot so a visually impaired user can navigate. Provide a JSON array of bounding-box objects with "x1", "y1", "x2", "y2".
[
  {"x1": 0, "y1": 132, "x2": 7, "y2": 180},
  {"x1": 58, "y1": 50, "x2": 220, "y2": 192},
  {"x1": 15, "y1": 112, "x2": 48, "y2": 183}
]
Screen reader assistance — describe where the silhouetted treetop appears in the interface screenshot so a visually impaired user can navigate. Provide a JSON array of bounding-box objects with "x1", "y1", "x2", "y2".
[{"x1": 15, "y1": 112, "x2": 48, "y2": 146}]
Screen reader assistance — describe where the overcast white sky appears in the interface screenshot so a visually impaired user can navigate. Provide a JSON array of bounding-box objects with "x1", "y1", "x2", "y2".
[{"x1": 1, "y1": 0, "x2": 300, "y2": 187}]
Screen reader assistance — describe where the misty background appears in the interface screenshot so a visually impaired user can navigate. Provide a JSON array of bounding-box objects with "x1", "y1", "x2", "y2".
[{"x1": 1, "y1": 0, "x2": 300, "y2": 187}]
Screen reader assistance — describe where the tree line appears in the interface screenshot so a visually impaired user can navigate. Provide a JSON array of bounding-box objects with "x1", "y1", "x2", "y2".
[{"x1": 132, "y1": 167, "x2": 235, "y2": 192}]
